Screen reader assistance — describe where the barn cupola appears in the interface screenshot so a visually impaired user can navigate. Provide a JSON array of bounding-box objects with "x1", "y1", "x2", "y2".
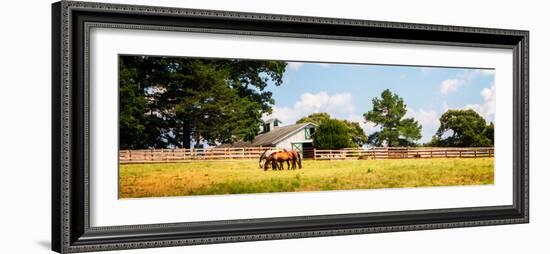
[{"x1": 260, "y1": 118, "x2": 282, "y2": 133}]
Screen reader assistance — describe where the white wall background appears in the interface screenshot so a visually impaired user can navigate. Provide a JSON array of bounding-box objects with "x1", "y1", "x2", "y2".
[{"x1": 0, "y1": 0, "x2": 546, "y2": 253}]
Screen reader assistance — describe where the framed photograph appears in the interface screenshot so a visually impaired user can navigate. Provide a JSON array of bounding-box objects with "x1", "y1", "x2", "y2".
[{"x1": 52, "y1": 1, "x2": 529, "y2": 253}]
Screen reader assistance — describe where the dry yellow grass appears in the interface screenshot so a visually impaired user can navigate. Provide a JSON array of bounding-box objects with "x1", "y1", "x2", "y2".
[{"x1": 119, "y1": 158, "x2": 494, "y2": 198}]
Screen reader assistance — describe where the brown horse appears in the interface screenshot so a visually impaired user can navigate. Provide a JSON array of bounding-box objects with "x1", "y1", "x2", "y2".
[
  {"x1": 264, "y1": 150, "x2": 290, "y2": 170},
  {"x1": 259, "y1": 149, "x2": 283, "y2": 170},
  {"x1": 264, "y1": 150, "x2": 302, "y2": 171}
]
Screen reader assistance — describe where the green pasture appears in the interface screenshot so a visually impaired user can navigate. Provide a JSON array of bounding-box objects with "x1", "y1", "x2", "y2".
[{"x1": 119, "y1": 158, "x2": 494, "y2": 198}]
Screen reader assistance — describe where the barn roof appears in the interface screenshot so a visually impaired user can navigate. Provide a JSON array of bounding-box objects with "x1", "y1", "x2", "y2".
[{"x1": 218, "y1": 122, "x2": 316, "y2": 147}]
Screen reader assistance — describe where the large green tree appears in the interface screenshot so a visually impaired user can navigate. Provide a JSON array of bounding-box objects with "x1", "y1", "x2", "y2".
[
  {"x1": 342, "y1": 120, "x2": 369, "y2": 147},
  {"x1": 313, "y1": 119, "x2": 353, "y2": 149},
  {"x1": 431, "y1": 109, "x2": 493, "y2": 147},
  {"x1": 119, "y1": 56, "x2": 287, "y2": 149},
  {"x1": 297, "y1": 113, "x2": 367, "y2": 147},
  {"x1": 363, "y1": 89, "x2": 422, "y2": 147},
  {"x1": 296, "y1": 112, "x2": 331, "y2": 125}
]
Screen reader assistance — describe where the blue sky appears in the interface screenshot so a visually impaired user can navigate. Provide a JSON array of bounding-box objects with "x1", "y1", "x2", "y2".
[{"x1": 264, "y1": 62, "x2": 495, "y2": 143}]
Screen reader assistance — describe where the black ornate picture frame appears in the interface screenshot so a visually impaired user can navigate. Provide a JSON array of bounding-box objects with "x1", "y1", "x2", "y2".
[{"x1": 52, "y1": 1, "x2": 529, "y2": 253}]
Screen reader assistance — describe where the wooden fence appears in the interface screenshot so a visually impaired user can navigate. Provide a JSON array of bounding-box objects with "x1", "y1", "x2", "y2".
[
  {"x1": 120, "y1": 147, "x2": 494, "y2": 163},
  {"x1": 314, "y1": 147, "x2": 494, "y2": 160},
  {"x1": 119, "y1": 147, "x2": 269, "y2": 164}
]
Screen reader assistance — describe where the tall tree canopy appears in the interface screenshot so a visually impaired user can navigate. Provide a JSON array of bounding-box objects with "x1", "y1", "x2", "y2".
[
  {"x1": 363, "y1": 89, "x2": 422, "y2": 147},
  {"x1": 119, "y1": 56, "x2": 287, "y2": 149},
  {"x1": 313, "y1": 119, "x2": 353, "y2": 149},
  {"x1": 296, "y1": 112, "x2": 331, "y2": 126},
  {"x1": 342, "y1": 120, "x2": 369, "y2": 147},
  {"x1": 430, "y1": 109, "x2": 493, "y2": 147},
  {"x1": 297, "y1": 113, "x2": 368, "y2": 147}
]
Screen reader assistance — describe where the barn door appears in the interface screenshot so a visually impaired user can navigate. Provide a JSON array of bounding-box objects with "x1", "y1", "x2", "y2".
[{"x1": 291, "y1": 143, "x2": 303, "y2": 157}]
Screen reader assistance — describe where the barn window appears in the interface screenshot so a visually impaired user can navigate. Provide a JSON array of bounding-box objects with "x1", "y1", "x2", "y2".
[{"x1": 305, "y1": 127, "x2": 315, "y2": 139}]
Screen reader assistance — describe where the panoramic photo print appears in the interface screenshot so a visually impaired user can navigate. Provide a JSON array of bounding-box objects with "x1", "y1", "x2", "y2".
[{"x1": 118, "y1": 55, "x2": 495, "y2": 198}]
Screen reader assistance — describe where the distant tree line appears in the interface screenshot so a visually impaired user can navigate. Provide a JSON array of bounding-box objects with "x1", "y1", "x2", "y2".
[{"x1": 299, "y1": 89, "x2": 494, "y2": 149}]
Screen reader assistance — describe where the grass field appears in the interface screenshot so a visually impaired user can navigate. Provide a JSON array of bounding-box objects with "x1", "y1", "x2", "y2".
[{"x1": 119, "y1": 158, "x2": 494, "y2": 198}]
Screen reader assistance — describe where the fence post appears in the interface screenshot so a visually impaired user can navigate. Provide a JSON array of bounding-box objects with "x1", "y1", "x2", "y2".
[
  {"x1": 459, "y1": 150, "x2": 462, "y2": 158},
  {"x1": 313, "y1": 148, "x2": 317, "y2": 160},
  {"x1": 474, "y1": 150, "x2": 477, "y2": 159}
]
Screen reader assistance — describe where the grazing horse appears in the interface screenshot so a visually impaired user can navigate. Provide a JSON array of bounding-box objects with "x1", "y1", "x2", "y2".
[
  {"x1": 259, "y1": 149, "x2": 283, "y2": 170},
  {"x1": 263, "y1": 149, "x2": 302, "y2": 171},
  {"x1": 265, "y1": 150, "x2": 291, "y2": 171}
]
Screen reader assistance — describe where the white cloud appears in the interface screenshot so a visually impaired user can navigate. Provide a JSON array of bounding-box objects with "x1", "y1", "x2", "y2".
[
  {"x1": 266, "y1": 92, "x2": 355, "y2": 125},
  {"x1": 294, "y1": 92, "x2": 355, "y2": 117},
  {"x1": 464, "y1": 84, "x2": 496, "y2": 121},
  {"x1": 481, "y1": 85, "x2": 495, "y2": 102},
  {"x1": 442, "y1": 83, "x2": 495, "y2": 122},
  {"x1": 440, "y1": 79, "x2": 462, "y2": 94},
  {"x1": 405, "y1": 107, "x2": 440, "y2": 143},
  {"x1": 439, "y1": 69, "x2": 494, "y2": 95},
  {"x1": 406, "y1": 108, "x2": 439, "y2": 127}
]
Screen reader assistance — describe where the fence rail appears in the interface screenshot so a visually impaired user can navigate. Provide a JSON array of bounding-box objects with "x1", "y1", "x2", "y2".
[
  {"x1": 314, "y1": 147, "x2": 494, "y2": 160},
  {"x1": 120, "y1": 147, "x2": 494, "y2": 163},
  {"x1": 119, "y1": 147, "x2": 269, "y2": 164}
]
